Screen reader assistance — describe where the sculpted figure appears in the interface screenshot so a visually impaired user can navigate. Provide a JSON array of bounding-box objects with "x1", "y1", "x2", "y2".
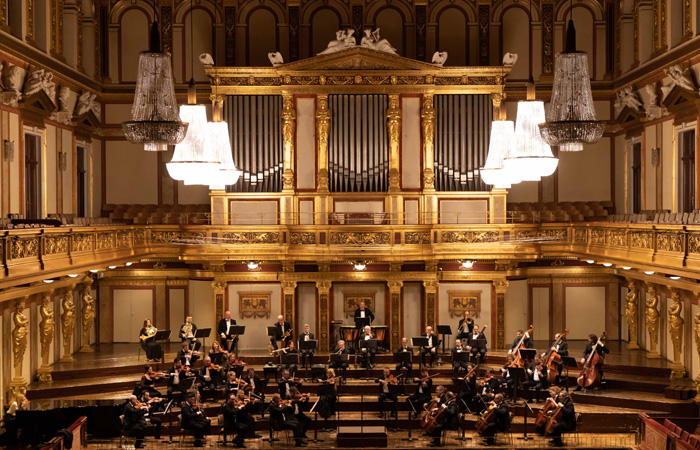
[
  {"x1": 12, "y1": 298, "x2": 29, "y2": 375},
  {"x1": 81, "y1": 285, "x2": 95, "y2": 349},
  {"x1": 268, "y1": 52, "x2": 284, "y2": 67},
  {"x1": 318, "y1": 29, "x2": 356, "y2": 55},
  {"x1": 75, "y1": 91, "x2": 95, "y2": 116},
  {"x1": 662, "y1": 64, "x2": 697, "y2": 99},
  {"x1": 645, "y1": 83, "x2": 668, "y2": 120},
  {"x1": 624, "y1": 281, "x2": 638, "y2": 348},
  {"x1": 24, "y1": 68, "x2": 45, "y2": 96},
  {"x1": 40, "y1": 292, "x2": 55, "y2": 361},
  {"x1": 645, "y1": 285, "x2": 660, "y2": 354},
  {"x1": 61, "y1": 289, "x2": 76, "y2": 358},
  {"x1": 668, "y1": 291, "x2": 684, "y2": 363},
  {"x1": 432, "y1": 51, "x2": 448, "y2": 66}
]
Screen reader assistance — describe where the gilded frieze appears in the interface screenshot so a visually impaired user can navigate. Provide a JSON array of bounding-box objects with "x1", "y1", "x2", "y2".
[
  {"x1": 71, "y1": 233, "x2": 92, "y2": 252},
  {"x1": 405, "y1": 232, "x2": 430, "y2": 244},
  {"x1": 133, "y1": 230, "x2": 146, "y2": 245},
  {"x1": 116, "y1": 230, "x2": 131, "y2": 248},
  {"x1": 221, "y1": 232, "x2": 280, "y2": 244},
  {"x1": 10, "y1": 238, "x2": 39, "y2": 259},
  {"x1": 514, "y1": 229, "x2": 567, "y2": 241},
  {"x1": 688, "y1": 233, "x2": 700, "y2": 253},
  {"x1": 330, "y1": 232, "x2": 390, "y2": 245},
  {"x1": 183, "y1": 232, "x2": 206, "y2": 244},
  {"x1": 95, "y1": 232, "x2": 115, "y2": 250},
  {"x1": 590, "y1": 228, "x2": 606, "y2": 244},
  {"x1": 44, "y1": 236, "x2": 68, "y2": 254},
  {"x1": 290, "y1": 232, "x2": 316, "y2": 245},
  {"x1": 573, "y1": 228, "x2": 587, "y2": 243},
  {"x1": 608, "y1": 229, "x2": 627, "y2": 247},
  {"x1": 630, "y1": 231, "x2": 653, "y2": 249},
  {"x1": 657, "y1": 232, "x2": 683, "y2": 252},
  {"x1": 151, "y1": 231, "x2": 182, "y2": 244},
  {"x1": 441, "y1": 230, "x2": 498, "y2": 243}
]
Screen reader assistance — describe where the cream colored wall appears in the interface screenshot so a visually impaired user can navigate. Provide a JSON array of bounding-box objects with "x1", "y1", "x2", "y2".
[
  {"x1": 662, "y1": 120, "x2": 674, "y2": 211},
  {"x1": 189, "y1": 280, "x2": 214, "y2": 335},
  {"x1": 614, "y1": 134, "x2": 626, "y2": 213},
  {"x1": 504, "y1": 279, "x2": 528, "y2": 340},
  {"x1": 177, "y1": 182, "x2": 210, "y2": 204},
  {"x1": 558, "y1": 138, "x2": 611, "y2": 202},
  {"x1": 565, "y1": 286, "x2": 605, "y2": 340},
  {"x1": 112, "y1": 289, "x2": 154, "y2": 343},
  {"x1": 45, "y1": 124, "x2": 58, "y2": 214},
  {"x1": 168, "y1": 287, "x2": 186, "y2": 343},
  {"x1": 105, "y1": 142, "x2": 158, "y2": 204},
  {"x1": 229, "y1": 200, "x2": 278, "y2": 224},
  {"x1": 401, "y1": 96, "x2": 421, "y2": 190},
  {"x1": 502, "y1": 8, "x2": 530, "y2": 81},
  {"x1": 402, "y1": 282, "x2": 422, "y2": 342},
  {"x1": 297, "y1": 282, "x2": 316, "y2": 334},
  {"x1": 296, "y1": 97, "x2": 316, "y2": 190},
  {"x1": 438, "y1": 282, "x2": 492, "y2": 346},
  {"x1": 227, "y1": 283, "x2": 281, "y2": 351},
  {"x1": 439, "y1": 199, "x2": 488, "y2": 223},
  {"x1": 532, "y1": 286, "x2": 550, "y2": 339}
]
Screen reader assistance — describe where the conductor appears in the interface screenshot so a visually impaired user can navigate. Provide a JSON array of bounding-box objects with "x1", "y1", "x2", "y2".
[{"x1": 354, "y1": 301, "x2": 375, "y2": 329}]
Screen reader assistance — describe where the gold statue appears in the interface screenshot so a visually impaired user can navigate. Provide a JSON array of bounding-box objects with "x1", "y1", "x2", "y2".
[
  {"x1": 61, "y1": 287, "x2": 76, "y2": 361},
  {"x1": 80, "y1": 284, "x2": 95, "y2": 352},
  {"x1": 694, "y1": 312, "x2": 700, "y2": 402},
  {"x1": 625, "y1": 281, "x2": 639, "y2": 349},
  {"x1": 12, "y1": 297, "x2": 29, "y2": 378},
  {"x1": 39, "y1": 291, "x2": 55, "y2": 361},
  {"x1": 668, "y1": 290, "x2": 686, "y2": 378},
  {"x1": 645, "y1": 284, "x2": 660, "y2": 357}
]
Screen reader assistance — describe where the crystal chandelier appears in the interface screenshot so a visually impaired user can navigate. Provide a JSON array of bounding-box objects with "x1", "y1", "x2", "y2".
[
  {"x1": 538, "y1": 4, "x2": 605, "y2": 152},
  {"x1": 481, "y1": 120, "x2": 520, "y2": 188},
  {"x1": 504, "y1": 81, "x2": 558, "y2": 181},
  {"x1": 204, "y1": 121, "x2": 242, "y2": 189},
  {"x1": 122, "y1": 10, "x2": 187, "y2": 151}
]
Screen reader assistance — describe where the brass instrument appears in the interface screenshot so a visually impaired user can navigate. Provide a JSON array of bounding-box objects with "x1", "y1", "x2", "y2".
[
  {"x1": 270, "y1": 346, "x2": 290, "y2": 356},
  {"x1": 328, "y1": 347, "x2": 343, "y2": 363},
  {"x1": 181, "y1": 322, "x2": 193, "y2": 339},
  {"x1": 282, "y1": 328, "x2": 293, "y2": 338},
  {"x1": 140, "y1": 326, "x2": 157, "y2": 342}
]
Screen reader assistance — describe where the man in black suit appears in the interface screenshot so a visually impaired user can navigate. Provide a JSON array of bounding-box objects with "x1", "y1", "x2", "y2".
[
  {"x1": 198, "y1": 357, "x2": 222, "y2": 394},
  {"x1": 354, "y1": 301, "x2": 375, "y2": 329},
  {"x1": 123, "y1": 395, "x2": 148, "y2": 448},
  {"x1": 466, "y1": 324, "x2": 487, "y2": 363},
  {"x1": 523, "y1": 354, "x2": 548, "y2": 403},
  {"x1": 395, "y1": 337, "x2": 413, "y2": 378},
  {"x1": 278, "y1": 369, "x2": 302, "y2": 399},
  {"x1": 407, "y1": 368, "x2": 433, "y2": 412},
  {"x1": 548, "y1": 391, "x2": 576, "y2": 447},
  {"x1": 176, "y1": 341, "x2": 200, "y2": 367},
  {"x1": 298, "y1": 324, "x2": 315, "y2": 368},
  {"x1": 218, "y1": 310, "x2": 238, "y2": 352},
  {"x1": 271, "y1": 315, "x2": 293, "y2": 349},
  {"x1": 167, "y1": 359, "x2": 192, "y2": 400},
  {"x1": 269, "y1": 394, "x2": 305, "y2": 447},
  {"x1": 428, "y1": 392, "x2": 460, "y2": 447},
  {"x1": 509, "y1": 330, "x2": 533, "y2": 355},
  {"x1": 479, "y1": 393, "x2": 510, "y2": 446},
  {"x1": 377, "y1": 368, "x2": 398, "y2": 418},
  {"x1": 329, "y1": 340, "x2": 350, "y2": 380},
  {"x1": 420, "y1": 326, "x2": 439, "y2": 367},
  {"x1": 181, "y1": 393, "x2": 211, "y2": 447},
  {"x1": 451, "y1": 339, "x2": 470, "y2": 375},
  {"x1": 179, "y1": 316, "x2": 201, "y2": 351},
  {"x1": 221, "y1": 393, "x2": 253, "y2": 448},
  {"x1": 550, "y1": 332, "x2": 568, "y2": 382},
  {"x1": 359, "y1": 325, "x2": 377, "y2": 368},
  {"x1": 456, "y1": 310, "x2": 474, "y2": 341}
]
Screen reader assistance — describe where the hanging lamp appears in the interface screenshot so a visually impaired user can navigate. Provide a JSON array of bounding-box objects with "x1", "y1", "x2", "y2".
[
  {"x1": 538, "y1": 0, "x2": 605, "y2": 151},
  {"x1": 166, "y1": 0, "x2": 220, "y2": 181},
  {"x1": 504, "y1": 79, "x2": 558, "y2": 181},
  {"x1": 122, "y1": 1, "x2": 187, "y2": 151}
]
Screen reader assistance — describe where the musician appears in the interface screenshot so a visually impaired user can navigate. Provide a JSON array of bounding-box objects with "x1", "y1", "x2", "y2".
[
  {"x1": 452, "y1": 339, "x2": 469, "y2": 375},
  {"x1": 123, "y1": 395, "x2": 150, "y2": 448},
  {"x1": 407, "y1": 368, "x2": 433, "y2": 412},
  {"x1": 536, "y1": 387, "x2": 561, "y2": 436},
  {"x1": 298, "y1": 324, "x2": 315, "y2": 368},
  {"x1": 508, "y1": 330, "x2": 533, "y2": 355},
  {"x1": 316, "y1": 368, "x2": 338, "y2": 420},
  {"x1": 395, "y1": 337, "x2": 413, "y2": 378},
  {"x1": 359, "y1": 325, "x2": 377, "y2": 368},
  {"x1": 483, "y1": 369, "x2": 502, "y2": 396},
  {"x1": 289, "y1": 387, "x2": 312, "y2": 438},
  {"x1": 420, "y1": 326, "x2": 439, "y2": 367},
  {"x1": 456, "y1": 311, "x2": 475, "y2": 340},
  {"x1": 548, "y1": 391, "x2": 576, "y2": 447},
  {"x1": 218, "y1": 310, "x2": 238, "y2": 352},
  {"x1": 550, "y1": 332, "x2": 569, "y2": 382},
  {"x1": 167, "y1": 359, "x2": 193, "y2": 400},
  {"x1": 177, "y1": 341, "x2": 200, "y2": 367},
  {"x1": 575, "y1": 333, "x2": 609, "y2": 391},
  {"x1": 225, "y1": 371, "x2": 241, "y2": 396},
  {"x1": 198, "y1": 357, "x2": 223, "y2": 393},
  {"x1": 377, "y1": 368, "x2": 399, "y2": 418},
  {"x1": 209, "y1": 340, "x2": 227, "y2": 366},
  {"x1": 279, "y1": 340, "x2": 299, "y2": 376},
  {"x1": 179, "y1": 316, "x2": 201, "y2": 351},
  {"x1": 329, "y1": 340, "x2": 350, "y2": 380},
  {"x1": 3, "y1": 393, "x2": 28, "y2": 446},
  {"x1": 479, "y1": 393, "x2": 510, "y2": 446},
  {"x1": 457, "y1": 363, "x2": 478, "y2": 411},
  {"x1": 523, "y1": 354, "x2": 548, "y2": 403},
  {"x1": 354, "y1": 301, "x2": 375, "y2": 329},
  {"x1": 224, "y1": 352, "x2": 247, "y2": 376},
  {"x1": 181, "y1": 392, "x2": 211, "y2": 447},
  {"x1": 269, "y1": 394, "x2": 305, "y2": 447},
  {"x1": 141, "y1": 390, "x2": 166, "y2": 414},
  {"x1": 271, "y1": 315, "x2": 293, "y2": 349},
  {"x1": 278, "y1": 369, "x2": 302, "y2": 399},
  {"x1": 242, "y1": 368, "x2": 264, "y2": 415},
  {"x1": 139, "y1": 319, "x2": 162, "y2": 362},
  {"x1": 139, "y1": 365, "x2": 164, "y2": 398},
  {"x1": 428, "y1": 392, "x2": 460, "y2": 447},
  {"x1": 500, "y1": 354, "x2": 516, "y2": 393},
  {"x1": 221, "y1": 393, "x2": 251, "y2": 448},
  {"x1": 466, "y1": 324, "x2": 487, "y2": 363}
]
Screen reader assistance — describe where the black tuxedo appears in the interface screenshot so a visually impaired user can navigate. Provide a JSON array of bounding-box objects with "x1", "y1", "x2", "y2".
[
  {"x1": 467, "y1": 332, "x2": 487, "y2": 361},
  {"x1": 480, "y1": 401, "x2": 510, "y2": 439},
  {"x1": 270, "y1": 402, "x2": 304, "y2": 444},
  {"x1": 456, "y1": 317, "x2": 475, "y2": 339},
  {"x1": 181, "y1": 402, "x2": 210, "y2": 442},
  {"x1": 278, "y1": 377, "x2": 302, "y2": 399},
  {"x1": 298, "y1": 332, "x2": 315, "y2": 367},
  {"x1": 124, "y1": 402, "x2": 147, "y2": 444},
  {"x1": 377, "y1": 375, "x2": 398, "y2": 417},
  {"x1": 176, "y1": 349, "x2": 199, "y2": 367},
  {"x1": 354, "y1": 308, "x2": 375, "y2": 328},
  {"x1": 420, "y1": 333, "x2": 438, "y2": 366},
  {"x1": 510, "y1": 336, "x2": 533, "y2": 352},
  {"x1": 523, "y1": 360, "x2": 548, "y2": 401},
  {"x1": 329, "y1": 347, "x2": 349, "y2": 377},
  {"x1": 197, "y1": 364, "x2": 222, "y2": 392},
  {"x1": 217, "y1": 318, "x2": 238, "y2": 352},
  {"x1": 271, "y1": 321, "x2": 293, "y2": 349},
  {"x1": 451, "y1": 346, "x2": 470, "y2": 373},
  {"x1": 395, "y1": 345, "x2": 413, "y2": 376},
  {"x1": 221, "y1": 401, "x2": 254, "y2": 444},
  {"x1": 551, "y1": 398, "x2": 576, "y2": 438}
]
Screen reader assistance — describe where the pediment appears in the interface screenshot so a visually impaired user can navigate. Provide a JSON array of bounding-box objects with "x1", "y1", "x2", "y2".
[
  {"x1": 278, "y1": 46, "x2": 442, "y2": 72},
  {"x1": 616, "y1": 106, "x2": 645, "y2": 125},
  {"x1": 72, "y1": 110, "x2": 101, "y2": 129},
  {"x1": 662, "y1": 85, "x2": 700, "y2": 111},
  {"x1": 19, "y1": 90, "x2": 56, "y2": 116}
]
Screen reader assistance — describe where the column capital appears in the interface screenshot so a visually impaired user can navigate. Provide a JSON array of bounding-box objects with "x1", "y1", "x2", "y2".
[
  {"x1": 316, "y1": 281, "x2": 332, "y2": 293},
  {"x1": 211, "y1": 279, "x2": 227, "y2": 292},
  {"x1": 423, "y1": 280, "x2": 438, "y2": 293},
  {"x1": 281, "y1": 281, "x2": 298, "y2": 292},
  {"x1": 387, "y1": 280, "x2": 403, "y2": 292},
  {"x1": 493, "y1": 279, "x2": 509, "y2": 294}
]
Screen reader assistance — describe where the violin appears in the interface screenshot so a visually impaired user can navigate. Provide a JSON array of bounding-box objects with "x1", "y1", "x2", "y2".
[
  {"x1": 510, "y1": 325, "x2": 534, "y2": 368},
  {"x1": 208, "y1": 364, "x2": 222, "y2": 371},
  {"x1": 293, "y1": 392, "x2": 310, "y2": 401},
  {"x1": 382, "y1": 374, "x2": 399, "y2": 385},
  {"x1": 577, "y1": 331, "x2": 607, "y2": 388},
  {"x1": 459, "y1": 364, "x2": 479, "y2": 381}
]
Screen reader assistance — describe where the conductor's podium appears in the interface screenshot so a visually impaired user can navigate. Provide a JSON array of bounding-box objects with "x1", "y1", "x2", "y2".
[{"x1": 337, "y1": 425, "x2": 388, "y2": 447}]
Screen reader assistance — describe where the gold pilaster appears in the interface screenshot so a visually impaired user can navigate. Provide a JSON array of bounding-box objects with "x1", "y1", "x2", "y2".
[
  {"x1": 632, "y1": 1, "x2": 640, "y2": 68},
  {"x1": 645, "y1": 283, "x2": 661, "y2": 358},
  {"x1": 12, "y1": 297, "x2": 29, "y2": 380},
  {"x1": 493, "y1": 279, "x2": 508, "y2": 349},
  {"x1": 0, "y1": 0, "x2": 7, "y2": 31},
  {"x1": 79, "y1": 280, "x2": 95, "y2": 352},
  {"x1": 694, "y1": 309, "x2": 700, "y2": 401},
  {"x1": 60, "y1": 286, "x2": 76, "y2": 362},
  {"x1": 211, "y1": 265, "x2": 227, "y2": 335},
  {"x1": 38, "y1": 290, "x2": 55, "y2": 382},
  {"x1": 316, "y1": 94, "x2": 330, "y2": 193},
  {"x1": 422, "y1": 280, "x2": 437, "y2": 330},
  {"x1": 26, "y1": 0, "x2": 34, "y2": 43},
  {"x1": 281, "y1": 93, "x2": 296, "y2": 193},
  {"x1": 316, "y1": 280, "x2": 331, "y2": 352},
  {"x1": 624, "y1": 280, "x2": 640, "y2": 349},
  {"x1": 281, "y1": 281, "x2": 297, "y2": 330},
  {"x1": 388, "y1": 281, "x2": 403, "y2": 351},
  {"x1": 387, "y1": 94, "x2": 401, "y2": 192},
  {"x1": 421, "y1": 92, "x2": 435, "y2": 191}
]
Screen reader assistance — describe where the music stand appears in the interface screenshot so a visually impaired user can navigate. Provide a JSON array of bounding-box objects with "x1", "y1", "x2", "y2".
[
  {"x1": 316, "y1": 383, "x2": 336, "y2": 432},
  {"x1": 402, "y1": 395, "x2": 419, "y2": 442},
  {"x1": 469, "y1": 338, "x2": 487, "y2": 364},
  {"x1": 210, "y1": 352, "x2": 225, "y2": 366},
  {"x1": 517, "y1": 400, "x2": 534, "y2": 440},
  {"x1": 436, "y1": 325, "x2": 452, "y2": 355},
  {"x1": 393, "y1": 352, "x2": 411, "y2": 382},
  {"x1": 355, "y1": 316, "x2": 371, "y2": 329},
  {"x1": 281, "y1": 353, "x2": 299, "y2": 374},
  {"x1": 267, "y1": 326, "x2": 280, "y2": 349},
  {"x1": 509, "y1": 367, "x2": 527, "y2": 401},
  {"x1": 229, "y1": 325, "x2": 245, "y2": 357},
  {"x1": 299, "y1": 339, "x2": 317, "y2": 368},
  {"x1": 194, "y1": 328, "x2": 211, "y2": 355},
  {"x1": 411, "y1": 337, "x2": 429, "y2": 369},
  {"x1": 518, "y1": 348, "x2": 537, "y2": 363},
  {"x1": 388, "y1": 383, "x2": 406, "y2": 431},
  {"x1": 561, "y1": 356, "x2": 579, "y2": 392},
  {"x1": 330, "y1": 353, "x2": 348, "y2": 380},
  {"x1": 359, "y1": 339, "x2": 377, "y2": 378}
]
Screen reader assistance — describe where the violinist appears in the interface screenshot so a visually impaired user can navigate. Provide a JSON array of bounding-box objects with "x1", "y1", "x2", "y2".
[
  {"x1": 316, "y1": 368, "x2": 338, "y2": 420},
  {"x1": 167, "y1": 359, "x2": 193, "y2": 400},
  {"x1": 428, "y1": 391, "x2": 460, "y2": 447},
  {"x1": 181, "y1": 392, "x2": 211, "y2": 447},
  {"x1": 179, "y1": 315, "x2": 201, "y2": 351},
  {"x1": 221, "y1": 393, "x2": 251, "y2": 448},
  {"x1": 479, "y1": 393, "x2": 510, "y2": 446},
  {"x1": 139, "y1": 319, "x2": 162, "y2": 362},
  {"x1": 198, "y1": 357, "x2": 223, "y2": 393},
  {"x1": 547, "y1": 391, "x2": 576, "y2": 447},
  {"x1": 299, "y1": 324, "x2": 315, "y2": 369},
  {"x1": 225, "y1": 371, "x2": 242, "y2": 396},
  {"x1": 483, "y1": 368, "x2": 502, "y2": 396},
  {"x1": 278, "y1": 369, "x2": 302, "y2": 399},
  {"x1": 420, "y1": 326, "x2": 439, "y2": 368},
  {"x1": 140, "y1": 365, "x2": 164, "y2": 398},
  {"x1": 574, "y1": 333, "x2": 609, "y2": 391},
  {"x1": 500, "y1": 354, "x2": 516, "y2": 394},
  {"x1": 269, "y1": 394, "x2": 306, "y2": 447},
  {"x1": 289, "y1": 387, "x2": 312, "y2": 438},
  {"x1": 223, "y1": 352, "x2": 246, "y2": 376},
  {"x1": 123, "y1": 395, "x2": 151, "y2": 448},
  {"x1": 209, "y1": 340, "x2": 227, "y2": 366},
  {"x1": 279, "y1": 340, "x2": 299, "y2": 376},
  {"x1": 329, "y1": 340, "x2": 350, "y2": 380},
  {"x1": 550, "y1": 332, "x2": 569, "y2": 382},
  {"x1": 457, "y1": 363, "x2": 478, "y2": 411},
  {"x1": 177, "y1": 341, "x2": 201, "y2": 367},
  {"x1": 360, "y1": 325, "x2": 377, "y2": 368},
  {"x1": 508, "y1": 330, "x2": 533, "y2": 355},
  {"x1": 242, "y1": 368, "x2": 264, "y2": 415},
  {"x1": 523, "y1": 354, "x2": 548, "y2": 403},
  {"x1": 456, "y1": 310, "x2": 475, "y2": 340},
  {"x1": 377, "y1": 368, "x2": 399, "y2": 418},
  {"x1": 452, "y1": 339, "x2": 470, "y2": 376},
  {"x1": 407, "y1": 368, "x2": 433, "y2": 412},
  {"x1": 395, "y1": 337, "x2": 413, "y2": 378},
  {"x1": 141, "y1": 390, "x2": 165, "y2": 414},
  {"x1": 466, "y1": 324, "x2": 487, "y2": 363}
]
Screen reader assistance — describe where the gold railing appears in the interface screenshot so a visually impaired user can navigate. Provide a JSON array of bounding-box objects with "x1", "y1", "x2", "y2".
[{"x1": 2, "y1": 221, "x2": 700, "y2": 287}]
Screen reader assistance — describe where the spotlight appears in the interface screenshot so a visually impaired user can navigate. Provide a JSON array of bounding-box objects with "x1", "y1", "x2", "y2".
[
  {"x1": 351, "y1": 261, "x2": 368, "y2": 271},
  {"x1": 67, "y1": 274, "x2": 79, "y2": 278},
  {"x1": 108, "y1": 265, "x2": 117, "y2": 269},
  {"x1": 458, "y1": 260, "x2": 475, "y2": 270},
  {"x1": 602, "y1": 263, "x2": 612, "y2": 267},
  {"x1": 89, "y1": 269, "x2": 100, "y2": 273},
  {"x1": 644, "y1": 271, "x2": 655, "y2": 275},
  {"x1": 622, "y1": 267, "x2": 632, "y2": 270},
  {"x1": 246, "y1": 261, "x2": 261, "y2": 270},
  {"x1": 670, "y1": 276, "x2": 681, "y2": 280},
  {"x1": 125, "y1": 262, "x2": 133, "y2": 267},
  {"x1": 42, "y1": 279, "x2": 55, "y2": 284},
  {"x1": 586, "y1": 260, "x2": 595, "y2": 264}
]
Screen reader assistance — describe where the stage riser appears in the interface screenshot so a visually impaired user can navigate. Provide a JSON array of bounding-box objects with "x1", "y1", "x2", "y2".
[{"x1": 571, "y1": 392, "x2": 697, "y2": 416}]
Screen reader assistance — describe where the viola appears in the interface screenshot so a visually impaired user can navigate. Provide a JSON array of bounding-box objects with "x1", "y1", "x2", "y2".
[
  {"x1": 577, "y1": 331, "x2": 607, "y2": 388},
  {"x1": 543, "y1": 329, "x2": 569, "y2": 383},
  {"x1": 511, "y1": 325, "x2": 534, "y2": 368}
]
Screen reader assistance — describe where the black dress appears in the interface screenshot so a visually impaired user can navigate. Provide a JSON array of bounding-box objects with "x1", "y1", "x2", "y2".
[{"x1": 139, "y1": 327, "x2": 162, "y2": 360}]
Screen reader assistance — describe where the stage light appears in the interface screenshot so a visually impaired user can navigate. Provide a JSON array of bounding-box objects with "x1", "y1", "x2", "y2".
[
  {"x1": 670, "y1": 276, "x2": 681, "y2": 280},
  {"x1": 586, "y1": 260, "x2": 595, "y2": 264},
  {"x1": 602, "y1": 263, "x2": 612, "y2": 267},
  {"x1": 67, "y1": 274, "x2": 79, "y2": 278},
  {"x1": 108, "y1": 265, "x2": 117, "y2": 269},
  {"x1": 89, "y1": 269, "x2": 101, "y2": 273},
  {"x1": 644, "y1": 271, "x2": 655, "y2": 275},
  {"x1": 247, "y1": 261, "x2": 261, "y2": 270},
  {"x1": 125, "y1": 262, "x2": 133, "y2": 267},
  {"x1": 622, "y1": 267, "x2": 632, "y2": 270},
  {"x1": 42, "y1": 279, "x2": 55, "y2": 284},
  {"x1": 459, "y1": 260, "x2": 475, "y2": 270}
]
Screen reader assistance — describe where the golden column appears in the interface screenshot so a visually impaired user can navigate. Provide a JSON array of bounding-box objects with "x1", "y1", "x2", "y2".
[
  {"x1": 316, "y1": 281, "x2": 332, "y2": 352},
  {"x1": 668, "y1": 289, "x2": 686, "y2": 380},
  {"x1": 421, "y1": 92, "x2": 435, "y2": 191},
  {"x1": 80, "y1": 280, "x2": 95, "y2": 352},
  {"x1": 37, "y1": 290, "x2": 56, "y2": 382},
  {"x1": 9, "y1": 296, "x2": 29, "y2": 400},
  {"x1": 694, "y1": 310, "x2": 700, "y2": 401},
  {"x1": 0, "y1": 0, "x2": 8, "y2": 32},
  {"x1": 645, "y1": 283, "x2": 661, "y2": 358},
  {"x1": 493, "y1": 279, "x2": 509, "y2": 349},
  {"x1": 388, "y1": 281, "x2": 403, "y2": 351},
  {"x1": 281, "y1": 93, "x2": 296, "y2": 194},
  {"x1": 387, "y1": 93, "x2": 401, "y2": 192},
  {"x1": 422, "y1": 280, "x2": 438, "y2": 330},
  {"x1": 60, "y1": 286, "x2": 76, "y2": 362},
  {"x1": 624, "y1": 280, "x2": 640, "y2": 349},
  {"x1": 316, "y1": 94, "x2": 331, "y2": 194},
  {"x1": 281, "y1": 281, "x2": 297, "y2": 331}
]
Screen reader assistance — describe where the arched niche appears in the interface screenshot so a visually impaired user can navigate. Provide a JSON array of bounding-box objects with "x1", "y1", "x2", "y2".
[
  {"x1": 8, "y1": 0, "x2": 23, "y2": 39},
  {"x1": 119, "y1": 8, "x2": 150, "y2": 82},
  {"x1": 180, "y1": 7, "x2": 216, "y2": 83},
  {"x1": 372, "y1": 7, "x2": 405, "y2": 56},
  {"x1": 501, "y1": 6, "x2": 531, "y2": 80},
  {"x1": 309, "y1": 7, "x2": 342, "y2": 56},
  {"x1": 436, "y1": 6, "x2": 468, "y2": 66},
  {"x1": 246, "y1": 7, "x2": 279, "y2": 66}
]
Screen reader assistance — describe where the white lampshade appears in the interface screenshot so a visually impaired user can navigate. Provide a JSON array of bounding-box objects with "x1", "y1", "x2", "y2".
[
  {"x1": 481, "y1": 120, "x2": 521, "y2": 188},
  {"x1": 504, "y1": 100, "x2": 558, "y2": 181},
  {"x1": 204, "y1": 121, "x2": 242, "y2": 189},
  {"x1": 166, "y1": 104, "x2": 219, "y2": 182}
]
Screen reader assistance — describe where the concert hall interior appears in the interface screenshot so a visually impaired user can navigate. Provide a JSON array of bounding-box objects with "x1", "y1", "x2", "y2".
[{"x1": 2, "y1": 0, "x2": 700, "y2": 449}]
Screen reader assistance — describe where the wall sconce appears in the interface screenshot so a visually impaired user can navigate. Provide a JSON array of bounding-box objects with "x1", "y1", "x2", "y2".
[
  {"x1": 58, "y1": 152, "x2": 67, "y2": 171},
  {"x1": 246, "y1": 261, "x2": 262, "y2": 271},
  {"x1": 651, "y1": 148, "x2": 660, "y2": 167},
  {"x1": 458, "y1": 260, "x2": 475, "y2": 270},
  {"x1": 351, "y1": 260, "x2": 368, "y2": 271},
  {"x1": 4, "y1": 140, "x2": 14, "y2": 162}
]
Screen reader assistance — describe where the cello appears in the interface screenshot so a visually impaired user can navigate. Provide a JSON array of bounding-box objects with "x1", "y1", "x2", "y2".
[
  {"x1": 475, "y1": 404, "x2": 496, "y2": 434},
  {"x1": 576, "y1": 332, "x2": 607, "y2": 389},
  {"x1": 544, "y1": 402, "x2": 564, "y2": 434},
  {"x1": 421, "y1": 399, "x2": 446, "y2": 433},
  {"x1": 535, "y1": 397, "x2": 557, "y2": 427},
  {"x1": 542, "y1": 329, "x2": 569, "y2": 384},
  {"x1": 510, "y1": 325, "x2": 534, "y2": 368}
]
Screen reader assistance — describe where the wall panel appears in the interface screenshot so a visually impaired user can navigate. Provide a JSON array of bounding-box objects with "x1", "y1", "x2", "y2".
[
  {"x1": 565, "y1": 286, "x2": 605, "y2": 340},
  {"x1": 228, "y1": 283, "x2": 281, "y2": 351},
  {"x1": 438, "y1": 282, "x2": 492, "y2": 346},
  {"x1": 105, "y1": 142, "x2": 158, "y2": 204},
  {"x1": 168, "y1": 288, "x2": 186, "y2": 343},
  {"x1": 505, "y1": 279, "x2": 528, "y2": 340}
]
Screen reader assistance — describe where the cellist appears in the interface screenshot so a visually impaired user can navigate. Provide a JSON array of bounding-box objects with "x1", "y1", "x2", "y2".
[
  {"x1": 549, "y1": 332, "x2": 569, "y2": 383},
  {"x1": 478, "y1": 393, "x2": 510, "y2": 446},
  {"x1": 574, "y1": 333, "x2": 609, "y2": 391},
  {"x1": 535, "y1": 386, "x2": 561, "y2": 436},
  {"x1": 508, "y1": 329, "x2": 533, "y2": 355},
  {"x1": 547, "y1": 391, "x2": 576, "y2": 447},
  {"x1": 427, "y1": 392, "x2": 459, "y2": 447}
]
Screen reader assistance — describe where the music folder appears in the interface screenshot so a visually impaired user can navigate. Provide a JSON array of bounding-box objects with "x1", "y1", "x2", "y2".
[
  {"x1": 436, "y1": 325, "x2": 452, "y2": 335},
  {"x1": 359, "y1": 339, "x2": 378, "y2": 351},
  {"x1": 452, "y1": 351, "x2": 469, "y2": 363},
  {"x1": 267, "y1": 326, "x2": 278, "y2": 337},
  {"x1": 393, "y1": 352, "x2": 411, "y2": 364},
  {"x1": 518, "y1": 348, "x2": 537, "y2": 361},
  {"x1": 154, "y1": 330, "x2": 171, "y2": 341},
  {"x1": 229, "y1": 325, "x2": 245, "y2": 336},
  {"x1": 281, "y1": 353, "x2": 299, "y2": 365}
]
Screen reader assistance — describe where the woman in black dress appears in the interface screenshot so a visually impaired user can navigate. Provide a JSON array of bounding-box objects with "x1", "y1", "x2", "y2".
[{"x1": 139, "y1": 319, "x2": 162, "y2": 361}]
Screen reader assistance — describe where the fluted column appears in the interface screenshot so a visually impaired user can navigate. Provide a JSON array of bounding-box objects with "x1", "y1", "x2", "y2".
[
  {"x1": 388, "y1": 281, "x2": 403, "y2": 351},
  {"x1": 60, "y1": 286, "x2": 76, "y2": 362},
  {"x1": 387, "y1": 94, "x2": 401, "y2": 192},
  {"x1": 37, "y1": 290, "x2": 55, "y2": 382},
  {"x1": 624, "y1": 280, "x2": 640, "y2": 349},
  {"x1": 9, "y1": 296, "x2": 29, "y2": 400},
  {"x1": 493, "y1": 279, "x2": 509, "y2": 349},
  {"x1": 80, "y1": 280, "x2": 95, "y2": 352},
  {"x1": 422, "y1": 280, "x2": 437, "y2": 330},
  {"x1": 316, "y1": 281, "x2": 332, "y2": 352},
  {"x1": 281, "y1": 281, "x2": 297, "y2": 331}
]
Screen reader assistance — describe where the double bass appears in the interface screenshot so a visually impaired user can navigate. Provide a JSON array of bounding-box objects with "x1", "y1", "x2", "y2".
[
  {"x1": 542, "y1": 329, "x2": 569, "y2": 383},
  {"x1": 510, "y1": 325, "x2": 534, "y2": 368},
  {"x1": 576, "y1": 332, "x2": 607, "y2": 388}
]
